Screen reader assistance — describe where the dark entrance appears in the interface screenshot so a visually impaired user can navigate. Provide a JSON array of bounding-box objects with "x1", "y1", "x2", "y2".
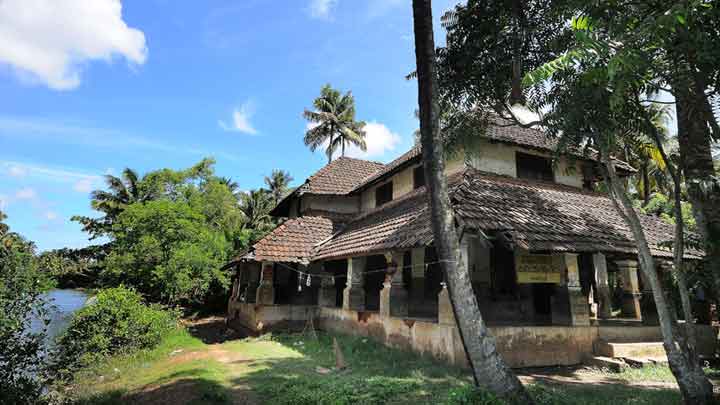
[{"x1": 365, "y1": 255, "x2": 387, "y2": 311}]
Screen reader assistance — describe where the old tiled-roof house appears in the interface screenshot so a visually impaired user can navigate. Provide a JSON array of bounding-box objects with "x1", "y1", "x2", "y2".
[{"x1": 226, "y1": 122, "x2": 715, "y2": 368}]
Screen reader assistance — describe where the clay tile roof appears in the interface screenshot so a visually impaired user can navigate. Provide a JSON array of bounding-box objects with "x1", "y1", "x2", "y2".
[
  {"x1": 298, "y1": 157, "x2": 385, "y2": 195},
  {"x1": 315, "y1": 169, "x2": 699, "y2": 261},
  {"x1": 352, "y1": 122, "x2": 634, "y2": 193},
  {"x1": 252, "y1": 216, "x2": 335, "y2": 264}
]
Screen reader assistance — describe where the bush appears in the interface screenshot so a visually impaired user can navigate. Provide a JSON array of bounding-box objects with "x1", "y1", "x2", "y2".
[{"x1": 51, "y1": 287, "x2": 177, "y2": 380}]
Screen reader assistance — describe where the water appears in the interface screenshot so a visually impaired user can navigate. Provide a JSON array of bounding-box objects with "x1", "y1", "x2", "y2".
[{"x1": 38, "y1": 289, "x2": 90, "y2": 345}]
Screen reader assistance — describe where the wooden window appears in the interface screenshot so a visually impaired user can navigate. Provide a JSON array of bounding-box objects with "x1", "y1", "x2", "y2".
[
  {"x1": 375, "y1": 181, "x2": 393, "y2": 207},
  {"x1": 516, "y1": 152, "x2": 554, "y2": 182},
  {"x1": 413, "y1": 165, "x2": 425, "y2": 189}
]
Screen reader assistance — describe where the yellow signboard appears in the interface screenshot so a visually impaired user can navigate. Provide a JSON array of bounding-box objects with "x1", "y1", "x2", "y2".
[{"x1": 516, "y1": 254, "x2": 561, "y2": 284}]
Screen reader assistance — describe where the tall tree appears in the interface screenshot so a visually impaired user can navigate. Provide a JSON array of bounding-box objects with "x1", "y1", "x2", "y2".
[
  {"x1": 239, "y1": 189, "x2": 274, "y2": 233},
  {"x1": 519, "y1": 21, "x2": 714, "y2": 402},
  {"x1": 411, "y1": 0, "x2": 532, "y2": 402},
  {"x1": 264, "y1": 169, "x2": 294, "y2": 204},
  {"x1": 303, "y1": 84, "x2": 367, "y2": 163},
  {"x1": 72, "y1": 168, "x2": 146, "y2": 239}
]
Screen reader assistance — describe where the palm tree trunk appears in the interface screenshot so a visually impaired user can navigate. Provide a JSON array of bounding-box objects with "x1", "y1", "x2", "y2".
[
  {"x1": 411, "y1": 1, "x2": 531, "y2": 402},
  {"x1": 641, "y1": 162, "x2": 651, "y2": 206},
  {"x1": 328, "y1": 131, "x2": 334, "y2": 164},
  {"x1": 599, "y1": 141, "x2": 712, "y2": 404},
  {"x1": 675, "y1": 89, "x2": 720, "y2": 315},
  {"x1": 342, "y1": 139, "x2": 346, "y2": 157}
]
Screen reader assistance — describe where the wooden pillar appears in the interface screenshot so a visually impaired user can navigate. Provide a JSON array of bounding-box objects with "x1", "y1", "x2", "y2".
[
  {"x1": 410, "y1": 247, "x2": 426, "y2": 306},
  {"x1": 616, "y1": 259, "x2": 642, "y2": 320},
  {"x1": 318, "y1": 263, "x2": 336, "y2": 307},
  {"x1": 343, "y1": 256, "x2": 366, "y2": 311},
  {"x1": 593, "y1": 253, "x2": 612, "y2": 319},
  {"x1": 552, "y1": 253, "x2": 590, "y2": 326},
  {"x1": 255, "y1": 262, "x2": 275, "y2": 305},
  {"x1": 380, "y1": 252, "x2": 408, "y2": 318}
]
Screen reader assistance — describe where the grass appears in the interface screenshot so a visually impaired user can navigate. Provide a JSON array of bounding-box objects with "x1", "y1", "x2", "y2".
[{"x1": 64, "y1": 327, "x2": 690, "y2": 405}]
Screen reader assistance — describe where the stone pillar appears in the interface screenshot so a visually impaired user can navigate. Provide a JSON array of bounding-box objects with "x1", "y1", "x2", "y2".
[
  {"x1": 343, "y1": 256, "x2": 366, "y2": 311},
  {"x1": 318, "y1": 264, "x2": 336, "y2": 307},
  {"x1": 593, "y1": 253, "x2": 612, "y2": 319},
  {"x1": 380, "y1": 252, "x2": 408, "y2": 318},
  {"x1": 438, "y1": 284, "x2": 456, "y2": 326},
  {"x1": 552, "y1": 253, "x2": 590, "y2": 326},
  {"x1": 616, "y1": 260, "x2": 642, "y2": 320},
  {"x1": 640, "y1": 261, "x2": 666, "y2": 326},
  {"x1": 255, "y1": 262, "x2": 275, "y2": 305},
  {"x1": 410, "y1": 247, "x2": 426, "y2": 305}
]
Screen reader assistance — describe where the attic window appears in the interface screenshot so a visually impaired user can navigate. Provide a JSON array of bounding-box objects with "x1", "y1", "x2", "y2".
[
  {"x1": 375, "y1": 182, "x2": 393, "y2": 207},
  {"x1": 413, "y1": 165, "x2": 425, "y2": 189},
  {"x1": 516, "y1": 152, "x2": 554, "y2": 182}
]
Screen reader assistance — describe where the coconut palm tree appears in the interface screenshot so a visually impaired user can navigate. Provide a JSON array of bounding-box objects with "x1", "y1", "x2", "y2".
[
  {"x1": 264, "y1": 170, "x2": 293, "y2": 203},
  {"x1": 217, "y1": 176, "x2": 240, "y2": 193},
  {"x1": 239, "y1": 189, "x2": 274, "y2": 231},
  {"x1": 71, "y1": 168, "x2": 146, "y2": 239},
  {"x1": 303, "y1": 84, "x2": 367, "y2": 163},
  {"x1": 411, "y1": 0, "x2": 531, "y2": 401}
]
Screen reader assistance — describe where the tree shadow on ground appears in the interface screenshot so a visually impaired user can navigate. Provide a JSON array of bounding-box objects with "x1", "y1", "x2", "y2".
[
  {"x1": 224, "y1": 333, "x2": 684, "y2": 405},
  {"x1": 184, "y1": 316, "x2": 249, "y2": 344}
]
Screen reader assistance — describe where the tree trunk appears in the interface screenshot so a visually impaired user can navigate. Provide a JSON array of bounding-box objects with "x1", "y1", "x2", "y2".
[
  {"x1": 342, "y1": 139, "x2": 346, "y2": 157},
  {"x1": 327, "y1": 131, "x2": 334, "y2": 164},
  {"x1": 411, "y1": 1, "x2": 532, "y2": 402},
  {"x1": 641, "y1": 162, "x2": 651, "y2": 206},
  {"x1": 675, "y1": 90, "x2": 720, "y2": 310},
  {"x1": 647, "y1": 121, "x2": 697, "y2": 350},
  {"x1": 600, "y1": 144, "x2": 713, "y2": 404}
]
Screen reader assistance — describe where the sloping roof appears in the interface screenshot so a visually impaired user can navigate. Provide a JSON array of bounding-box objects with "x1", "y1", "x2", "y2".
[
  {"x1": 270, "y1": 157, "x2": 385, "y2": 217},
  {"x1": 297, "y1": 157, "x2": 385, "y2": 195},
  {"x1": 313, "y1": 169, "x2": 699, "y2": 261},
  {"x1": 252, "y1": 216, "x2": 335, "y2": 263},
  {"x1": 351, "y1": 122, "x2": 635, "y2": 193}
]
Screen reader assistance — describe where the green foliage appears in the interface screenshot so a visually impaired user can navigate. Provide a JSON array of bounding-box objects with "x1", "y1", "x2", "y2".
[
  {"x1": 641, "y1": 193, "x2": 696, "y2": 231},
  {"x1": 103, "y1": 200, "x2": 231, "y2": 305},
  {"x1": 37, "y1": 246, "x2": 104, "y2": 289},
  {"x1": 0, "y1": 212, "x2": 52, "y2": 405},
  {"x1": 445, "y1": 386, "x2": 502, "y2": 405},
  {"x1": 51, "y1": 287, "x2": 177, "y2": 380}
]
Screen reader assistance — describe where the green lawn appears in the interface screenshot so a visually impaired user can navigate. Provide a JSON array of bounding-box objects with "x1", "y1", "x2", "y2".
[{"x1": 64, "y1": 327, "x2": 687, "y2": 405}]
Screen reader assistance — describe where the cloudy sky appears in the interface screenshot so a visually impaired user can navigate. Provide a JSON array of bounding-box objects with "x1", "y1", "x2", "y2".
[{"x1": 0, "y1": 0, "x2": 458, "y2": 251}]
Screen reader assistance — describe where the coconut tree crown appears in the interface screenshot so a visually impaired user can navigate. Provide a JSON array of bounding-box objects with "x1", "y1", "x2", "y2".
[{"x1": 303, "y1": 84, "x2": 367, "y2": 163}]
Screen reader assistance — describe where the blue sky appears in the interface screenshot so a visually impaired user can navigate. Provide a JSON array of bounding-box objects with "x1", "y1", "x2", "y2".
[{"x1": 0, "y1": 0, "x2": 459, "y2": 251}]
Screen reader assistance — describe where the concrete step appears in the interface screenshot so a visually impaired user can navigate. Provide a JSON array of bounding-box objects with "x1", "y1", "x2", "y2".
[
  {"x1": 622, "y1": 356, "x2": 668, "y2": 368},
  {"x1": 594, "y1": 340, "x2": 666, "y2": 359},
  {"x1": 585, "y1": 356, "x2": 629, "y2": 372}
]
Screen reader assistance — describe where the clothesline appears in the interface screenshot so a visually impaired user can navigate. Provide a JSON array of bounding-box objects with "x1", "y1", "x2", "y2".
[{"x1": 270, "y1": 259, "x2": 458, "y2": 291}]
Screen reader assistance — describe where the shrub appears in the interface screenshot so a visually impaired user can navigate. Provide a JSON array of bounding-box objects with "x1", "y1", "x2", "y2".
[{"x1": 51, "y1": 286, "x2": 177, "y2": 380}]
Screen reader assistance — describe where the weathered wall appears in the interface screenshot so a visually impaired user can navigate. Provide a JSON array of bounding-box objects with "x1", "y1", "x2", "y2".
[
  {"x1": 466, "y1": 140, "x2": 584, "y2": 188},
  {"x1": 301, "y1": 194, "x2": 360, "y2": 215},
  {"x1": 227, "y1": 304, "x2": 719, "y2": 368},
  {"x1": 360, "y1": 154, "x2": 466, "y2": 212}
]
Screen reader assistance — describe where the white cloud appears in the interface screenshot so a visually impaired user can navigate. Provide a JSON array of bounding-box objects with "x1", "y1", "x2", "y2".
[
  {"x1": 15, "y1": 187, "x2": 37, "y2": 200},
  {"x1": 0, "y1": 194, "x2": 7, "y2": 210},
  {"x1": 44, "y1": 211, "x2": 58, "y2": 221},
  {"x1": 0, "y1": 0, "x2": 147, "y2": 90},
  {"x1": 308, "y1": 0, "x2": 337, "y2": 20},
  {"x1": 7, "y1": 165, "x2": 27, "y2": 177},
  {"x1": 310, "y1": 121, "x2": 403, "y2": 160},
  {"x1": 73, "y1": 178, "x2": 95, "y2": 193},
  {"x1": 1, "y1": 161, "x2": 101, "y2": 184},
  {"x1": 219, "y1": 101, "x2": 258, "y2": 135}
]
